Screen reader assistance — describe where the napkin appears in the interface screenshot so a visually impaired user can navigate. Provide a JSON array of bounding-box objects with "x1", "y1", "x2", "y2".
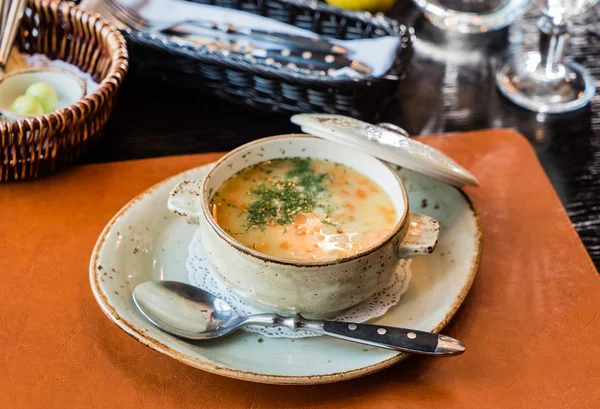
[{"x1": 117, "y1": 0, "x2": 403, "y2": 78}]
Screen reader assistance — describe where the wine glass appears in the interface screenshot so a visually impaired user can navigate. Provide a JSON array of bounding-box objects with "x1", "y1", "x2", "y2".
[{"x1": 496, "y1": 0, "x2": 598, "y2": 113}]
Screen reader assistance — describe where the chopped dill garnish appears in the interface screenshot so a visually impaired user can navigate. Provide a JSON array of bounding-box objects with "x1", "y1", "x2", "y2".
[
  {"x1": 285, "y1": 158, "x2": 330, "y2": 192},
  {"x1": 244, "y1": 158, "x2": 331, "y2": 229}
]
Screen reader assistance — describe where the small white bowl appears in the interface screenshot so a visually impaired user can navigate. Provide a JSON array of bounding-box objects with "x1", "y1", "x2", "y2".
[{"x1": 0, "y1": 68, "x2": 86, "y2": 121}]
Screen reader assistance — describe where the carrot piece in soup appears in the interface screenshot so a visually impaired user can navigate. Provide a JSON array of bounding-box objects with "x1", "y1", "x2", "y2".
[
  {"x1": 212, "y1": 203, "x2": 218, "y2": 221},
  {"x1": 377, "y1": 205, "x2": 395, "y2": 215},
  {"x1": 356, "y1": 189, "x2": 367, "y2": 198},
  {"x1": 294, "y1": 213, "x2": 307, "y2": 224},
  {"x1": 368, "y1": 183, "x2": 380, "y2": 193}
]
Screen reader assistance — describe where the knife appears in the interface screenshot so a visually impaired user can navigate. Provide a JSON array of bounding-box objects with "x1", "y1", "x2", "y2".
[
  {"x1": 253, "y1": 48, "x2": 370, "y2": 74},
  {"x1": 174, "y1": 20, "x2": 350, "y2": 55}
]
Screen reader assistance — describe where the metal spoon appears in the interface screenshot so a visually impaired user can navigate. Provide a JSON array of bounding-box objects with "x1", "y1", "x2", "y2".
[{"x1": 133, "y1": 281, "x2": 465, "y2": 356}]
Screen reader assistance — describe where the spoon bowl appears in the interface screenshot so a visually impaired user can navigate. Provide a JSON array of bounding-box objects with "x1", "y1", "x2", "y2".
[
  {"x1": 133, "y1": 281, "x2": 243, "y2": 340},
  {"x1": 133, "y1": 281, "x2": 465, "y2": 356}
]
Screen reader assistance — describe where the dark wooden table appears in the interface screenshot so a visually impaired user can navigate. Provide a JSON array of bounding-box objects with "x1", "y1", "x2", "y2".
[{"x1": 82, "y1": 4, "x2": 600, "y2": 269}]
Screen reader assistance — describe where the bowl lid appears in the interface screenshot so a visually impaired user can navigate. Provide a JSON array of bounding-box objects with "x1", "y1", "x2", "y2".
[{"x1": 290, "y1": 114, "x2": 478, "y2": 187}]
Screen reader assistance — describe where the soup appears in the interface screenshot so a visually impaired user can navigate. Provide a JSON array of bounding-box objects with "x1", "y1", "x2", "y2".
[{"x1": 210, "y1": 158, "x2": 398, "y2": 261}]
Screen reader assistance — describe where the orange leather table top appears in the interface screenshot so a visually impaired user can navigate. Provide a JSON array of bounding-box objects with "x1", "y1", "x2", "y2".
[{"x1": 1, "y1": 129, "x2": 598, "y2": 408}]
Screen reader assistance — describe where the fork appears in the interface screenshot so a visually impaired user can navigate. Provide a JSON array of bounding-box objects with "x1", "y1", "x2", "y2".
[
  {"x1": 91, "y1": 0, "x2": 368, "y2": 74},
  {"x1": 95, "y1": 0, "x2": 349, "y2": 55},
  {"x1": 96, "y1": 0, "x2": 175, "y2": 32}
]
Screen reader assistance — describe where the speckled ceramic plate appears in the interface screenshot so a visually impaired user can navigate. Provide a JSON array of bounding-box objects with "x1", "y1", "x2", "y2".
[{"x1": 90, "y1": 164, "x2": 482, "y2": 385}]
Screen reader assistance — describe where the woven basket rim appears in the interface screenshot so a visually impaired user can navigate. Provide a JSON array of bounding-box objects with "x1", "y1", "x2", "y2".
[
  {"x1": 4, "y1": 0, "x2": 128, "y2": 132},
  {"x1": 122, "y1": 0, "x2": 413, "y2": 87}
]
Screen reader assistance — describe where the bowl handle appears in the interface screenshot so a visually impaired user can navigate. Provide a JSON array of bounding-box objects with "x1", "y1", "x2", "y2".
[
  {"x1": 397, "y1": 213, "x2": 440, "y2": 259},
  {"x1": 167, "y1": 180, "x2": 202, "y2": 225}
]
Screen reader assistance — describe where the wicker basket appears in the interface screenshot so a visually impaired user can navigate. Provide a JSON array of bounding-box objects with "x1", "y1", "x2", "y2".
[
  {"x1": 0, "y1": 0, "x2": 128, "y2": 181},
  {"x1": 123, "y1": 0, "x2": 413, "y2": 119}
]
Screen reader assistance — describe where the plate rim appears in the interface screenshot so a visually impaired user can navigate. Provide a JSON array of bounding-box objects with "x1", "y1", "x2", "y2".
[{"x1": 89, "y1": 164, "x2": 483, "y2": 385}]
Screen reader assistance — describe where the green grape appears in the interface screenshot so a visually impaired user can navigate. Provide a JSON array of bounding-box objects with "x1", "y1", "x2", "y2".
[
  {"x1": 11, "y1": 95, "x2": 44, "y2": 116},
  {"x1": 25, "y1": 82, "x2": 58, "y2": 113}
]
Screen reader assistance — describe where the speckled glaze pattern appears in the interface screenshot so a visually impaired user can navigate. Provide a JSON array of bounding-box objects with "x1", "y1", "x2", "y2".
[
  {"x1": 290, "y1": 114, "x2": 479, "y2": 187},
  {"x1": 169, "y1": 135, "x2": 440, "y2": 317},
  {"x1": 90, "y1": 161, "x2": 481, "y2": 384},
  {"x1": 200, "y1": 220, "x2": 402, "y2": 318}
]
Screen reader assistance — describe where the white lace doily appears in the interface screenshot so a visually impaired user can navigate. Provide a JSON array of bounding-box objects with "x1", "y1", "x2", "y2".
[
  {"x1": 187, "y1": 230, "x2": 412, "y2": 338},
  {"x1": 22, "y1": 54, "x2": 99, "y2": 95}
]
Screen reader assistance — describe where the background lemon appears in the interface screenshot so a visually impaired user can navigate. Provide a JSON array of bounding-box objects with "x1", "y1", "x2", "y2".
[{"x1": 325, "y1": 0, "x2": 396, "y2": 12}]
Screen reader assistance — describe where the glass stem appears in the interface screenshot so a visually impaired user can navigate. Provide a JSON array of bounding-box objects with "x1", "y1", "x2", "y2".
[{"x1": 538, "y1": 15, "x2": 570, "y2": 77}]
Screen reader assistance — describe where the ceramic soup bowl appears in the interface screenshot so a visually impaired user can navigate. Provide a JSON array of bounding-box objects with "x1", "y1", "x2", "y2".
[{"x1": 169, "y1": 135, "x2": 440, "y2": 318}]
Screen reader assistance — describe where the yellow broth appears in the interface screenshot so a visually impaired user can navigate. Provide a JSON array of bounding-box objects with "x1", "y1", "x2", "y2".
[{"x1": 210, "y1": 158, "x2": 397, "y2": 261}]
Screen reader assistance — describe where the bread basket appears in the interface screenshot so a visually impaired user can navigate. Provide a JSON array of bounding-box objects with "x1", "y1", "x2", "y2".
[
  {"x1": 118, "y1": 0, "x2": 413, "y2": 120},
  {"x1": 0, "y1": 0, "x2": 128, "y2": 181}
]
